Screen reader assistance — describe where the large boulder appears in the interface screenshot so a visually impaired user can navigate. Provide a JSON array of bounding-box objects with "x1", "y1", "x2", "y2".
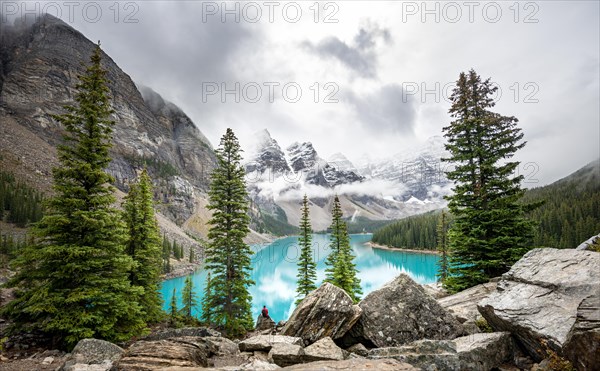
[
  {"x1": 478, "y1": 248, "x2": 600, "y2": 369},
  {"x1": 438, "y1": 281, "x2": 497, "y2": 323},
  {"x1": 115, "y1": 338, "x2": 210, "y2": 369},
  {"x1": 280, "y1": 283, "x2": 362, "y2": 345},
  {"x1": 256, "y1": 314, "x2": 276, "y2": 332},
  {"x1": 267, "y1": 342, "x2": 304, "y2": 367},
  {"x1": 238, "y1": 335, "x2": 303, "y2": 352},
  {"x1": 368, "y1": 332, "x2": 514, "y2": 371},
  {"x1": 342, "y1": 274, "x2": 463, "y2": 348},
  {"x1": 302, "y1": 337, "x2": 347, "y2": 362},
  {"x1": 60, "y1": 339, "x2": 123, "y2": 371},
  {"x1": 281, "y1": 358, "x2": 419, "y2": 370}
]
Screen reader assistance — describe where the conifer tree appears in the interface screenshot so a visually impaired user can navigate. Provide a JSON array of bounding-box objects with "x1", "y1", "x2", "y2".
[
  {"x1": 324, "y1": 196, "x2": 362, "y2": 302},
  {"x1": 2, "y1": 44, "x2": 145, "y2": 348},
  {"x1": 162, "y1": 234, "x2": 172, "y2": 273},
  {"x1": 442, "y1": 69, "x2": 535, "y2": 292},
  {"x1": 189, "y1": 248, "x2": 195, "y2": 263},
  {"x1": 123, "y1": 169, "x2": 163, "y2": 322},
  {"x1": 180, "y1": 275, "x2": 197, "y2": 321},
  {"x1": 169, "y1": 288, "x2": 179, "y2": 325},
  {"x1": 202, "y1": 128, "x2": 254, "y2": 336},
  {"x1": 295, "y1": 195, "x2": 317, "y2": 305},
  {"x1": 436, "y1": 210, "x2": 449, "y2": 283},
  {"x1": 201, "y1": 272, "x2": 213, "y2": 325}
]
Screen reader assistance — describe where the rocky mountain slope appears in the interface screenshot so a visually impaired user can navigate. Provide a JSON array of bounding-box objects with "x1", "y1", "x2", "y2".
[{"x1": 0, "y1": 15, "x2": 271, "y2": 266}]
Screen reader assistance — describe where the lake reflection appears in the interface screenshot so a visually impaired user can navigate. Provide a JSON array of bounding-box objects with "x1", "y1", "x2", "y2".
[{"x1": 160, "y1": 234, "x2": 439, "y2": 323}]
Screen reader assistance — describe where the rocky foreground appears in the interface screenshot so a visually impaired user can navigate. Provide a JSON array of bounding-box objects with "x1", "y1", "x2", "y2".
[{"x1": 1, "y1": 246, "x2": 598, "y2": 370}]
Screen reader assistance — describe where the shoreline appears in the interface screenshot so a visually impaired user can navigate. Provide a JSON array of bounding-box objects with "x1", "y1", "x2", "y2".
[{"x1": 366, "y1": 241, "x2": 440, "y2": 255}]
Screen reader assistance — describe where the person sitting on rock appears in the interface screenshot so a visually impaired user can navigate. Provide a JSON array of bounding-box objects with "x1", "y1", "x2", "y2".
[{"x1": 261, "y1": 305, "x2": 270, "y2": 319}]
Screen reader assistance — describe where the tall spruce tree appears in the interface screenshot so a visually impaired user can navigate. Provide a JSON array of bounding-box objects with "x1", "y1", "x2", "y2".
[
  {"x1": 324, "y1": 195, "x2": 362, "y2": 302},
  {"x1": 123, "y1": 168, "x2": 163, "y2": 323},
  {"x1": 180, "y1": 275, "x2": 198, "y2": 322},
  {"x1": 295, "y1": 195, "x2": 317, "y2": 305},
  {"x1": 442, "y1": 69, "x2": 535, "y2": 292},
  {"x1": 202, "y1": 128, "x2": 254, "y2": 336},
  {"x1": 201, "y1": 272, "x2": 213, "y2": 325},
  {"x1": 436, "y1": 210, "x2": 449, "y2": 283},
  {"x1": 169, "y1": 288, "x2": 179, "y2": 325},
  {"x1": 2, "y1": 44, "x2": 145, "y2": 348}
]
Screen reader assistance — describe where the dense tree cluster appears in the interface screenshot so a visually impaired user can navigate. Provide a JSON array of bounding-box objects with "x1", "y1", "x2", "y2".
[
  {"x1": 371, "y1": 211, "x2": 442, "y2": 249},
  {"x1": 1, "y1": 45, "x2": 163, "y2": 348},
  {"x1": 0, "y1": 171, "x2": 44, "y2": 227}
]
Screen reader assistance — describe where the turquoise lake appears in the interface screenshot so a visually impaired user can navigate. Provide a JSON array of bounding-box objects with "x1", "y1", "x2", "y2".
[{"x1": 160, "y1": 234, "x2": 439, "y2": 323}]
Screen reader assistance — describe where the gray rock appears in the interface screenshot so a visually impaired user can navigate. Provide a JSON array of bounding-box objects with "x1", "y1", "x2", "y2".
[
  {"x1": 461, "y1": 320, "x2": 482, "y2": 335},
  {"x1": 438, "y1": 282, "x2": 497, "y2": 323},
  {"x1": 42, "y1": 356, "x2": 54, "y2": 365},
  {"x1": 142, "y1": 326, "x2": 220, "y2": 341},
  {"x1": 281, "y1": 283, "x2": 362, "y2": 345},
  {"x1": 478, "y1": 248, "x2": 600, "y2": 369},
  {"x1": 238, "y1": 335, "x2": 303, "y2": 352},
  {"x1": 342, "y1": 274, "x2": 463, "y2": 348},
  {"x1": 281, "y1": 358, "x2": 419, "y2": 370},
  {"x1": 369, "y1": 332, "x2": 513, "y2": 371},
  {"x1": 240, "y1": 359, "x2": 282, "y2": 370},
  {"x1": 256, "y1": 314, "x2": 276, "y2": 332},
  {"x1": 115, "y1": 338, "x2": 210, "y2": 369},
  {"x1": 267, "y1": 342, "x2": 304, "y2": 367},
  {"x1": 302, "y1": 337, "x2": 347, "y2": 362},
  {"x1": 346, "y1": 343, "x2": 369, "y2": 357},
  {"x1": 422, "y1": 281, "x2": 449, "y2": 299},
  {"x1": 455, "y1": 332, "x2": 515, "y2": 370},
  {"x1": 575, "y1": 233, "x2": 600, "y2": 250},
  {"x1": 60, "y1": 339, "x2": 123, "y2": 371},
  {"x1": 202, "y1": 336, "x2": 240, "y2": 357}
]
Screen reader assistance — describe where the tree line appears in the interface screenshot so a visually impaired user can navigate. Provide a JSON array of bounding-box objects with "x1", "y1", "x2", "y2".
[{"x1": 0, "y1": 171, "x2": 44, "y2": 227}]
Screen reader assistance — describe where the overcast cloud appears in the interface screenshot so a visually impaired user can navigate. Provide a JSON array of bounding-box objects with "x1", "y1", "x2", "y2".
[{"x1": 1, "y1": 1, "x2": 598, "y2": 186}]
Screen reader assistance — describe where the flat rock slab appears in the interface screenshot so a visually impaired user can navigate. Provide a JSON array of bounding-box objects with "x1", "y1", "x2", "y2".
[
  {"x1": 281, "y1": 283, "x2": 362, "y2": 345},
  {"x1": 281, "y1": 358, "x2": 419, "y2": 370},
  {"x1": 238, "y1": 335, "x2": 303, "y2": 352},
  {"x1": 368, "y1": 332, "x2": 513, "y2": 371},
  {"x1": 478, "y1": 248, "x2": 600, "y2": 369},
  {"x1": 116, "y1": 339, "x2": 209, "y2": 370}
]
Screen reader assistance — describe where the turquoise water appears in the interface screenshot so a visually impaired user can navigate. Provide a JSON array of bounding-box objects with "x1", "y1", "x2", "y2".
[{"x1": 160, "y1": 234, "x2": 439, "y2": 323}]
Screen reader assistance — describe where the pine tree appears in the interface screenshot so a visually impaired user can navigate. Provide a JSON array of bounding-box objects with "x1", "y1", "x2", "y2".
[
  {"x1": 201, "y1": 272, "x2": 213, "y2": 325},
  {"x1": 295, "y1": 195, "x2": 317, "y2": 305},
  {"x1": 180, "y1": 275, "x2": 198, "y2": 322},
  {"x1": 189, "y1": 248, "x2": 195, "y2": 263},
  {"x1": 202, "y1": 128, "x2": 254, "y2": 337},
  {"x1": 442, "y1": 69, "x2": 535, "y2": 292},
  {"x1": 324, "y1": 195, "x2": 362, "y2": 302},
  {"x1": 169, "y1": 288, "x2": 179, "y2": 325},
  {"x1": 436, "y1": 210, "x2": 449, "y2": 283},
  {"x1": 162, "y1": 234, "x2": 172, "y2": 273},
  {"x1": 123, "y1": 169, "x2": 163, "y2": 323},
  {"x1": 1, "y1": 44, "x2": 145, "y2": 348}
]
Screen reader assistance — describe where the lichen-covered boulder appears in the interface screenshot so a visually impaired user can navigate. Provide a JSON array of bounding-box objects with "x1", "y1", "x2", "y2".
[
  {"x1": 280, "y1": 283, "x2": 362, "y2": 345},
  {"x1": 342, "y1": 274, "x2": 463, "y2": 348}
]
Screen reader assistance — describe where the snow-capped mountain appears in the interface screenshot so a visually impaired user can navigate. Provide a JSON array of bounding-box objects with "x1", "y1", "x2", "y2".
[
  {"x1": 246, "y1": 130, "x2": 364, "y2": 188},
  {"x1": 245, "y1": 129, "x2": 290, "y2": 175},
  {"x1": 243, "y1": 130, "x2": 447, "y2": 232},
  {"x1": 356, "y1": 136, "x2": 450, "y2": 200}
]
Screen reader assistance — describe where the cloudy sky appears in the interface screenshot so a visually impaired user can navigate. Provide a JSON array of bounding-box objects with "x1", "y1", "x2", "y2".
[{"x1": 3, "y1": 1, "x2": 599, "y2": 186}]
